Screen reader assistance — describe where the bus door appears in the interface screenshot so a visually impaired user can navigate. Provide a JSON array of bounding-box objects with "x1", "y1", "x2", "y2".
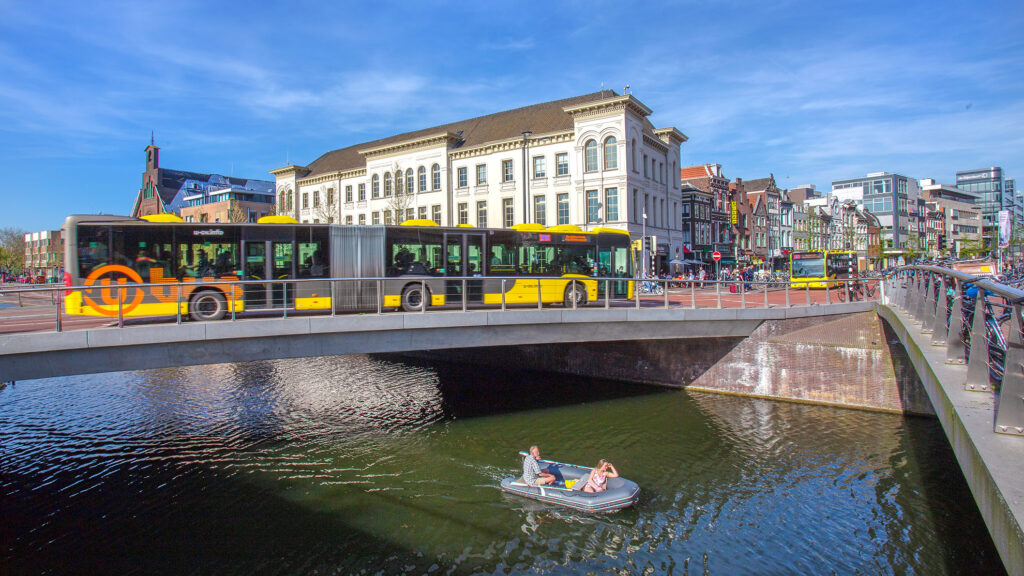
[
  {"x1": 443, "y1": 233, "x2": 485, "y2": 304},
  {"x1": 243, "y1": 241, "x2": 270, "y2": 308},
  {"x1": 241, "y1": 240, "x2": 295, "y2": 310},
  {"x1": 271, "y1": 241, "x2": 295, "y2": 308}
]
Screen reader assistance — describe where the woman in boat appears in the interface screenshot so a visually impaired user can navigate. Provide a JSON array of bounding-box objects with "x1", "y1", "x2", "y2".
[{"x1": 583, "y1": 459, "x2": 619, "y2": 493}]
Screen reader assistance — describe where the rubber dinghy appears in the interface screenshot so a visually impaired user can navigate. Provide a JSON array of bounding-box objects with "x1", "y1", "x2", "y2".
[{"x1": 500, "y1": 454, "x2": 640, "y2": 512}]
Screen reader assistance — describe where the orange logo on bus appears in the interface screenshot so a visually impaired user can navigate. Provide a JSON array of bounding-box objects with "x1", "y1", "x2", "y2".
[{"x1": 82, "y1": 265, "x2": 146, "y2": 316}]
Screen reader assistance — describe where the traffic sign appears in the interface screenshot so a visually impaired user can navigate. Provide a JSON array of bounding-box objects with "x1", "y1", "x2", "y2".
[{"x1": 712, "y1": 251, "x2": 722, "y2": 261}]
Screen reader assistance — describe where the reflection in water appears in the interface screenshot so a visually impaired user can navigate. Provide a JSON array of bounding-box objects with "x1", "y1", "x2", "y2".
[{"x1": 0, "y1": 354, "x2": 1005, "y2": 575}]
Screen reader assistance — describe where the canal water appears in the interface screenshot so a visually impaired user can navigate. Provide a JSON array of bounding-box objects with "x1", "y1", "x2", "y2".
[{"x1": 1, "y1": 354, "x2": 1005, "y2": 575}]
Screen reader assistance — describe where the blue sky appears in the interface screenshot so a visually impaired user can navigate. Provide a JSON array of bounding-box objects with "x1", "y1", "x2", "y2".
[{"x1": 2, "y1": 0, "x2": 1022, "y2": 231}]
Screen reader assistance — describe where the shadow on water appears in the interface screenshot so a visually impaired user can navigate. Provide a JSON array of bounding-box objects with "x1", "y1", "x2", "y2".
[
  {"x1": 877, "y1": 327, "x2": 1006, "y2": 574},
  {"x1": 2, "y1": 464, "x2": 446, "y2": 576}
]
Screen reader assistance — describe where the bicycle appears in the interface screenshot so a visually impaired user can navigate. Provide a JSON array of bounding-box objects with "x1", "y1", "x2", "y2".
[{"x1": 639, "y1": 280, "x2": 664, "y2": 295}]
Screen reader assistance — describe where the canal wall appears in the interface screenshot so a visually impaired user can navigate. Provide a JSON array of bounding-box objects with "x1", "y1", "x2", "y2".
[{"x1": 404, "y1": 311, "x2": 934, "y2": 415}]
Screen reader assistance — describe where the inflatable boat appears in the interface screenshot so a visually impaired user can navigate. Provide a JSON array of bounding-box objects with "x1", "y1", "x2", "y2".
[{"x1": 500, "y1": 454, "x2": 640, "y2": 512}]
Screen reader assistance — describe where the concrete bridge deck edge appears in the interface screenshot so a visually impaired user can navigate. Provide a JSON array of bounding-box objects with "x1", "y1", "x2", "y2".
[{"x1": 878, "y1": 304, "x2": 1024, "y2": 576}]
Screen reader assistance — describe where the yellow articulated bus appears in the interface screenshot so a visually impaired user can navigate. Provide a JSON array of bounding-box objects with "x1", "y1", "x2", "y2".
[
  {"x1": 62, "y1": 215, "x2": 635, "y2": 320},
  {"x1": 789, "y1": 250, "x2": 856, "y2": 289}
]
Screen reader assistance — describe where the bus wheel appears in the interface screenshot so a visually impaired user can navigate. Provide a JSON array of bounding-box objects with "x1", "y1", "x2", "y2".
[
  {"x1": 401, "y1": 284, "x2": 428, "y2": 312},
  {"x1": 564, "y1": 282, "x2": 587, "y2": 308},
  {"x1": 190, "y1": 290, "x2": 227, "y2": 321}
]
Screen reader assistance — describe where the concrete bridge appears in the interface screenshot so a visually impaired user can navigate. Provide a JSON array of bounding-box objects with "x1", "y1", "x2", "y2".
[
  {"x1": 0, "y1": 297, "x2": 874, "y2": 381},
  {"x1": 2, "y1": 273, "x2": 1023, "y2": 575}
]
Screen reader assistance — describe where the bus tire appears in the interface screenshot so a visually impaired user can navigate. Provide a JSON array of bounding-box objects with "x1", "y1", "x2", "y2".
[
  {"x1": 401, "y1": 284, "x2": 428, "y2": 312},
  {"x1": 564, "y1": 282, "x2": 587, "y2": 308},
  {"x1": 189, "y1": 290, "x2": 227, "y2": 321}
]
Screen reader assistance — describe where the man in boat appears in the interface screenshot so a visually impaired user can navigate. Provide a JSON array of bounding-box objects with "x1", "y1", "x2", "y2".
[{"x1": 523, "y1": 446, "x2": 556, "y2": 486}]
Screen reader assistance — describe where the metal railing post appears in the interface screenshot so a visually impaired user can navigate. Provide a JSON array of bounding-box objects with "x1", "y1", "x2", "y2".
[
  {"x1": 422, "y1": 279, "x2": 427, "y2": 313},
  {"x1": 231, "y1": 283, "x2": 237, "y2": 321},
  {"x1": 931, "y1": 276, "x2": 949, "y2": 346},
  {"x1": 501, "y1": 279, "x2": 506, "y2": 312},
  {"x1": 176, "y1": 283, "x2": 182, "y2": 325},
  {"x1": 741, "y1": 282, "x2": 746, "y2": 308},
  {"x1": 763, "y1": 281, "x2": 769, "y2": 308},
  {"x1": 946, "y1": 291, "x2": 967, "y2": 364},
  {"x1": 914, "y1": 274, "x2": 930, "y2": 324},
  {"x1": 537, "y1": 278, "x2": 542, "y2": 310},
  {"x1": 462, "y1": 279, "x2": 467, "y2": 312},
  {"x1": 605, "y1": 279, "x2": 610, "y2": 309},
  {"x1": 921, "y1": 275, "x2": 936, "y2": 334},
  {"x1": 376, "y1": 280, "x2": 383, "y2": 315},
  {"x1": 55, "y1": 289, "x2": 62, "y2": 332},
  {"x1": 995, "y1": 304, "x2": 1024, "y2": 435},
  {"x1": 844, "y1": 279, "x2": 850, "y2": 304},
  {"x1": 330, "y1": 281, "x2": 336, "y2": 317},
  {"x1": 825, "y1": 282, "x2": 831, "y2": 305},
  {"x1": 965, "y1": 294, "x2": 991, "y2": 391},
  {"x1": 573, "y1": 281, "x2": 578, "y2": 310},
  {"x1": 785, "y1": 281, "x2": 791, "y2": 308},
  {"x1": 663, "y1": 280, "x2": 669, "y2": 309},
  {"x1": 283, "y1": 283, "x2": 288, "y2": 318},
  {"x1": 117, "y1": 284, "x2": 124, "y2": 328},
  {"x1": 716, "y1": 281, "x2": 722, "y2": 309},
  {"x1": 636, "y1": 279, "x2": 641, "y2": 309},
  {"x1": 691, "y1": 282, "x2": 696, "y2": 309},
  {"x1": 806, "y1": 282, "x2": 810, "y2": 306}
]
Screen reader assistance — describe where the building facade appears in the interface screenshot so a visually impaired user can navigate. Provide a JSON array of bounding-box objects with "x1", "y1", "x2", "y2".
[
  {"x1": 920, "y1": 179, "x2": 983, "y2": 256},
  {"x1": 132, "y1": 144, "x2": 275, "y2": 220},
  {"x1": 23, "y1": 230, "x2": 63, "y2": 278},
  {"x1": 955, "y1": 167, "x2": 1005, "y2": 245},
  {"x1": 680, "y1": 183, "x2": 713, "y2": 261},
  {"x1": 679, "y1": 164, "x2": 732, "y2": 259},
  {"x1": 270, "y1": 92, "x2": 688, "y2": 270}
]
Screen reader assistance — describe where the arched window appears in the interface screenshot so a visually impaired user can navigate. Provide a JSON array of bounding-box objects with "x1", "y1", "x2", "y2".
[
  {"x1": 278, "y1": 192, "x2": 285, "y2": 210},
  {"x1": 604, "y1": 136, "x2": 618, "y2": 170},
  {"x1": 631, "y1": 140, "x2": 637, "y2": 171},
  {"x1": 406, "y1": 168, "x2": 414, "y2": 195},
  {"x1": 418, "y1": 166, "x2": 426, "y2": 192},
  {"x1": 432, "y1": 164, "x2": 441, "y2": 190},
  {"x1": 395, "y1": 171, "x2": 403, "y2": 195},
  {"x1": 286, "y1": 190, "x2": 293, "y2": 210},
  {"x1": 372, "y1": 174, "x2": 380, "y2": 198},
  {"x1": 585, "y1": 139, "x2": 598, "y2": 172},
  {"x1": 384, "y1": 173, "x2": 392, "y2": 196}
]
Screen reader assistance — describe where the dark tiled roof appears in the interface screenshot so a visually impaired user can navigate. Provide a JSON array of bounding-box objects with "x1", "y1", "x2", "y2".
[
  {"x1": 304, "y1": 91, "x2": 619, "y2": 178},
  {"x1": 156, "y1": 169, "x2": 208, "y2": 205},
  {"x1": 154, "y1": 169, "x2": 269, "y2": 205},
  {"x1": 742, "y1": 177, "x2": 774, "y2": 193}
]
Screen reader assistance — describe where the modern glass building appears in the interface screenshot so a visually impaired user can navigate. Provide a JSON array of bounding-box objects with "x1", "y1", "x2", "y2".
[{"x1": 955, "y1": 167, "x2": 1005, "y2": 240}]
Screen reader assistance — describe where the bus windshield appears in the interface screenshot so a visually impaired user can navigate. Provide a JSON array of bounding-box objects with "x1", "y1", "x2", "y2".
[{"x1": 791, "y1": 255, "x2": 825, "y2": 278}]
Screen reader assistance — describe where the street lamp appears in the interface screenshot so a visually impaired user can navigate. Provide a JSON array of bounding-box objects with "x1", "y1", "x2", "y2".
[{"x1": 642, "y1": 211, "x2": 648, "y2": 277}]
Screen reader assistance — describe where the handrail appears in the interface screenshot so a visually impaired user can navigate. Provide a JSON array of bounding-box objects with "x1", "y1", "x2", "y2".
[{"x1": 889, "y1": 265, "x2": 1024, "y2": 437}]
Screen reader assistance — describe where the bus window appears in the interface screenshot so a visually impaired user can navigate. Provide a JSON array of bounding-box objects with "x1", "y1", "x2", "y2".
[
  {"x1": 77, "y1": 225, "x2": 110, "y2": 279},
  {"x1": 467, "y1": 237, "x2": 483, "y2": 276},
  {"x1": 178, "y1": 229, "x2": 240, "y2": 279},
  {"x1": 114, "y1": 226, "x2": 173, "y2": 281},
  {"x1": 386, "y1": 230, "x2": 443, "y2": 276},
  {"x1": 297, "y1": 226, "x2": 330, "y2": 278},
  {"x1": 553, "y1": 244, "x2": 596, "y2": 276},
  {"x1": 487, "y1": 236, "x2": 519, "y2": 275}
]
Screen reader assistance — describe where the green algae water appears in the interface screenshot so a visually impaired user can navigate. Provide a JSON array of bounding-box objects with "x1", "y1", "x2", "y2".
[{"x1": 0, "y1": 354, "x2": 1005, "y2": 575}]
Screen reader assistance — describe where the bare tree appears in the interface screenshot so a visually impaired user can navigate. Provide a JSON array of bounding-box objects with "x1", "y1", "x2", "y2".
[
  {"x1": 386, "y1": 162, "x2": 414, "y2": 224},
  {"x1": 227, "y1": 200, "x2": 248, "y2": 223},
  {"x1": 0, "y1": 227, "x2": 26, "y2": 272}
]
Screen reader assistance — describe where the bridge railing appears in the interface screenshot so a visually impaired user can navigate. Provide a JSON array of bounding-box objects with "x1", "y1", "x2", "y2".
[
  {"x1": 885, "y1": 266, "x2": 1024, "y2": 436},
  {"x1": 0, "y1": 275, "x2": 880, "y2": 335}
]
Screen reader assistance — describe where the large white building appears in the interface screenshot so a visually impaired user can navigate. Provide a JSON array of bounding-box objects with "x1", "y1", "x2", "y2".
[{"x1": 270, "y1": 91, "x2": 689, "y2": 267}]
